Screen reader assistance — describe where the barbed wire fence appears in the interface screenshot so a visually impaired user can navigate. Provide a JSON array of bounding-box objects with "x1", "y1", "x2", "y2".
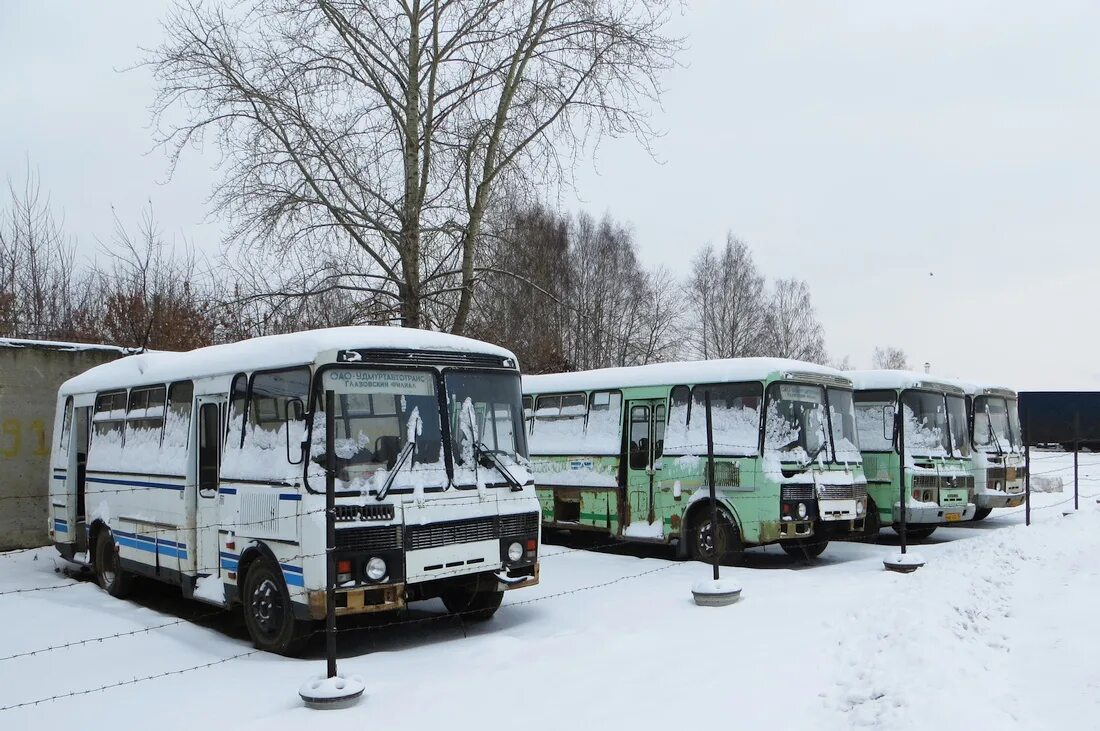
[{"x1": 1, "y1": 451, "x2": 1096, "y2": 712}]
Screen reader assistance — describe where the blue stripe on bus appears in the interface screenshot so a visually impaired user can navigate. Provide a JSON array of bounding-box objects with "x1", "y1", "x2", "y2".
[
  {"x1": 53, "y1": 474, "x2": 66, "y2": 481},
  {"x1": 113, "y1": 530, "x2": 189, "y2": 560},
  {"x1": 87, "y1": 477, "x2": 185, "y2": 492},
  {"x1": 218, "y1": 487, "x2": 237, "y2": 495},
  {"x1": 53, "y1": 519, "x2": 68, "y2": 532},
  {"x1": 216, "y1": 552, "x2": 302, "y2": 586},
  {"x1": 278, "y1": 494, "x2": 301, "y2": 501}
]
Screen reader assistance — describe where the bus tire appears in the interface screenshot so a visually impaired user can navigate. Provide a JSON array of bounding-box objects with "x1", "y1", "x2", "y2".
[
  {"x1": 441, "y1": 584, "x2": 504, "y2": 622},
  {"x1": 971, "y1": 507, "x2": 992, "y2": 522},
  {"x1": 863, "y1": 498, "x2": 882, "y2": 539},
  {"x1": 93, "y1": 527, "x2": 132, "y2": 599},
  {"x1": 241, "y1": 559, "x2": 310, "y2": 655},
  {"x1": 780, "y1": 532, "x2": 828, "y2": 560},
  {"x1": 688, "y1": 506, "x2": 743, "y2": 566},
  {"x1": 892, "y1": 525, "x2": 936, "y2": 540}
]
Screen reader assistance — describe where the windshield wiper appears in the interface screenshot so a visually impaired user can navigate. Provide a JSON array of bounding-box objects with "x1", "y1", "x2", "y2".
[
  {"x1": 802, "y1": 440, "x2": 829, "y2": 467},
  {"x1": 984, "y1": 407, "x2": 1005, "y2": 457},
  {"x1": 473, "y1": 441, "x2": 523, "y2": 491},
  {"x1": 376, "y1": 442, "x2": 414, "y2": 502}
]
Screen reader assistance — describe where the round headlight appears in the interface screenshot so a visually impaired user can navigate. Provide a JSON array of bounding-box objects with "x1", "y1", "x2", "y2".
[
  {"x1": 507, "y1": 541, "x2": 524, "y2": 562},
  {"x1": 365, "y1": 557, "x2": 387, "y2": 581},
  {"x1": 994, "y1": 481, "x2": 1002, "y2": 492},
  {"x1": 856, "y1": 500, "x2": 865, "y2": 515},
  {"x1": 797, "y1": 502, "x2": 808, "y2": 519}
]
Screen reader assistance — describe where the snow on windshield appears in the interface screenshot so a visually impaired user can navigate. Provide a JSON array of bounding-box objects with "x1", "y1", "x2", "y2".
[
  {"x1": 310, "y1": 368, "x2": 447, "y2": 493},
  {"x1": 664, "y1": 383, "x2": 761, "y2": 456},
  {"x1": 973, "y1": 396, "x2": 1019, "y2": 453},
  {"x1": 764, "y1": 383, "x2": 827, "y2": 463},
  {"x1": 901, "y1": 391, "x2": 951, "y2": 457},
  {"x1": 828, "y1": 389, "x2": 863, "y2": 463}
]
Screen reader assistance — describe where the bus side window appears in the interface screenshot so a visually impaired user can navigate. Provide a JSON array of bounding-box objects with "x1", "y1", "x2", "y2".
[
  {"x1": 628, "y1": 405, "x2": 650, "y2": 469},
  {"x1": 59, "y1": 397, "x2": 73, "y2": 452}
]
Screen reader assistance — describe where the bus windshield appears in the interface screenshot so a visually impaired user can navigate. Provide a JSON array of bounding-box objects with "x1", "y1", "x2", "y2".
[
  {"x1": 765, "y1": 383, "x2": 829, "y2": 464},
  {"x1": 901, "y1": 391, "x2": 951, "y2": 457},
  {"x1": 827, "y1": 388, "x2": 862, "y2": 464},
  {"x1": 947, "y1": 395, "x2": 971, "y2": 458},
  {"x1": 445, "y1": 370, "x2": 528, "y2": 485},
  {"x1": 973, "y1": 396, "x2": 1018, "y2": 453},
  {"x1": 311, "y1": 368, "x2": 447, "y2": 492}
]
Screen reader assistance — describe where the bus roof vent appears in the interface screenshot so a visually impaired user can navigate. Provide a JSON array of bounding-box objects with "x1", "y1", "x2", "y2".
[{"x1": 783, "y1": 371, "x2": 853, "y2": 388}]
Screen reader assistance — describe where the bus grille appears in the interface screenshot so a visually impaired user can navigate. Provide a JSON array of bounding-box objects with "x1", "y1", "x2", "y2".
[
  {"x1": 334, "y1": 504, "x2": 395, "y2": 522},
  {"x1": 335, "y1": 525, "x2": 402, "y2": 552},
  {"x1": 817, "y1": 483, "x2": 867, "y2": 500},
  {"x1": 500, "y1": 512, "x2": 539, "y2": 537},
  {"x1": 913, "y1": 475, "x2": 974, "y2": 490},
  {"x1": 781, "y1": 484, "x2": 814, "y2": 501},
  {"x1": 405, "y1": 517, "x2": 496, "y2": 550}
]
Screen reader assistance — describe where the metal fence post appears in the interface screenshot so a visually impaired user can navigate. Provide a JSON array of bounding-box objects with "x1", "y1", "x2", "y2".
[
  {"x1": 325, "y1": 388, "x2": 337, "y2": 679},
  {"x1": 1024, "y1": 407, "x2": 1031, "y2": 527},
  {"x1": 1074, "y1": 410, "x2": 1080, "y2": 512},
  {"x1": 897, "y1": 403, "x2": 907, "y2": 555},
  {"x1": 705, "y1": 391, "x2": 719, "y2": 581}
]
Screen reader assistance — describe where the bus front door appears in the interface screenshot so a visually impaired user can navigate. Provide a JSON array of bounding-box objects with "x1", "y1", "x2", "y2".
[
  {"x1": 622, "y1": 400, "x2": 666, "y2": 537},
  {"x1": 194, "y1": 398, "x2": 224, "y2": 601}
]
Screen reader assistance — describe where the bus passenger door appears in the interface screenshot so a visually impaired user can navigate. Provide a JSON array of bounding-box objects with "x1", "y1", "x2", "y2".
[
  {"x1": 622, "y1": 401, "x2": 665, "y2": 535},
  {"x1": 195, "y1": 399, "x2": 223, "y2": 590}
]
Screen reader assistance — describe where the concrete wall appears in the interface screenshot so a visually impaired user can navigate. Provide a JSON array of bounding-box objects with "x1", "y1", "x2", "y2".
[{"x1": 0, "y1": 341, "x2": 126, "y2": 550}]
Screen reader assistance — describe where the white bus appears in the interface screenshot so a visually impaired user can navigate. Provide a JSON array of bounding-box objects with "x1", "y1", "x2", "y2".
[
  {"x1": 960, "y1": 382, "x2": 1025, "y2": 520},
  {"x1": 48, "y1": 327, "x2": 540, "y2": 654}
]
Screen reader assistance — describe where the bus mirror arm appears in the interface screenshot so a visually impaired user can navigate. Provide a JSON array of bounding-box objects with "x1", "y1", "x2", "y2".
[{"x1": 286, "y1": 398, "x2": 306, "y2": 465}]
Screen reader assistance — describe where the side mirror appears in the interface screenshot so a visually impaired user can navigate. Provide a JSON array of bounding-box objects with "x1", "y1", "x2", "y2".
[{"x1": 286, "y1": 397, "x2": 305, "y2": 465}]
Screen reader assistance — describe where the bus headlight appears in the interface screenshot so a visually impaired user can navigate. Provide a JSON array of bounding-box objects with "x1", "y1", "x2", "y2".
[
  {"x1": 507, "y1": 541, "x2": 524, "y2": 563},
  {"x1": 856, "y1": 500, "x2": 865, "y2": 515},
  {"x1": 797, "y1": 503, "x2": 808, "y2": 519},
  {"x1": 365, "y1": 557, "x2": 387, "y2": 582}
]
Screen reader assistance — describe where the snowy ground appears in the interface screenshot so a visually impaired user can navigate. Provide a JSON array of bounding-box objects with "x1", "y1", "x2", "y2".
[{"x1": 2, "y1": 450, "x2": 1099, "y2": 730}]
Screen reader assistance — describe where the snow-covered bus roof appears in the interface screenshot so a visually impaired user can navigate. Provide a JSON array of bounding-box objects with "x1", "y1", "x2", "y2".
[
  {"x1": 61, "y1": 326, "x2": 517, "y2": 395},
  {"x1": 523, "y1": 358, "x2": 851, "y2": 395},
  {"x1": 951, "y1": 379, "x2": 1017, "y2": 399},
  {"x1": 0, "y1": 336, "x2": 133, "y2": 354},
  {"x1": 847, "y1": 369, "x2": 967, "y2": 396}
]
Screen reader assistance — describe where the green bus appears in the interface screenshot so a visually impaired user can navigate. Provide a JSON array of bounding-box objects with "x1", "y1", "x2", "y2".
[
  {"x1": 849, "y1": 370, "x2": 976, "y2": 539},
  {"x1": 961, "y1": 382, "x2": 1025, "y2": 521},
  {"x1": 521, "y1": 359, "x2": 868, "y2": 562}
]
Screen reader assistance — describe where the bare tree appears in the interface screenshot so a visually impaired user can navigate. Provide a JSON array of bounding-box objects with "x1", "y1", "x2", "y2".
[
  {"x1": 830, "y1": 354, "x2": 854, "y2": 371},
  {"x1": 761, "y1": 277, "x2": 826, "y2": 363},
  {"x1": 146, "y1": 0, "x2": 680, "y2": 333},
  {"x1": 687, "y1": 233, "x2": 767, "y2": 359},
  {"x1": 872, "y1": 346, "x2": 909, "y2": 370},
  {"x1": 71, "y1": 205, "x2": 217, "y2": 351},
  {"x1": 0, "y1": 166, "x2": 77, "y2": 340}
]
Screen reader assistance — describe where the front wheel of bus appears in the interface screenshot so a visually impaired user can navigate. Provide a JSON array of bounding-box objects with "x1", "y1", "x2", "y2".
[
  {"x1": 689, "y1": 507, "x2": 743, "y2": 566},
  {"x1": 892, "y1": 525, "x2": 936, "y2": 541},
  {"x1": 442, "y1": 584, "x2": 504, "y2": 622},
  {"x1": 971, "y1": 507, "x2": 992, "y2": 522},
  {"x1": 242, "y1": 560, "x2": 310, "y2": 655},
  {"x1": 780, "y1": 531, "x2": 828, "y2": 560},
  {"x1": 93, "y1": 527, "x2": 131, "y2": 599}
]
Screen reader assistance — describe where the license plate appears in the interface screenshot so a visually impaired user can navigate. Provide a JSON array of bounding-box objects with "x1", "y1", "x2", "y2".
[
  {"x1": 1008, "y1": 498, "x2": 1023, "y2": 507},
  {"x1": 944, "y1": 512, "x2": 962, "y2": 522}
]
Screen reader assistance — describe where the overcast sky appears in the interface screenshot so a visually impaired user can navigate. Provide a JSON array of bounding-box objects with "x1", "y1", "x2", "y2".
[{"x1": 2, "y1": 1, "x2": 1098, "y2": 390}]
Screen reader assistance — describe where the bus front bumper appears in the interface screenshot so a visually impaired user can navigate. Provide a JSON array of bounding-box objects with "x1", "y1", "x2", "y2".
[
  {"x1": 304, "y1": 563, "x2": 540, "y2": 620},
  {"x1": 892, "y1": 502, "x2": 976, "y2": 524},
  {"x1": 976, "y1": 487, "x2": 1025, "y2": 509}
]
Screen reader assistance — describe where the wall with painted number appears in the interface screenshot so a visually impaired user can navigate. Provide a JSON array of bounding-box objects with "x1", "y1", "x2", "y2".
[{"x1": 0, "y1": 340, "x2": 127, "y2": 549}]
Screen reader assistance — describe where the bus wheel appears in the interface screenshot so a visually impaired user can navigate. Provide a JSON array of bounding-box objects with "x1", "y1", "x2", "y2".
[
  {"x1": 892, "y1": 525, "x2": 936, "y2": 540},
  {"x1": 442, "y1": 580, "x2": 504, "y2": 622},
  {"x1": 93, "y1": 528, "x2": 131, "y2": 599},
  {"x1": 689, "y1": 507, "x2": 743, "y2": 566},
  {"x1": 241, "y1": 559, "x2": 310, "y2": 655},
  {"x1": 780, "y1": 531, "x2": 828, "y2": 560},
  {"x1": 862, "y1": 498, "x2": 882, "y2": 540},
  {"x1": 971, "y1": 508, "x2": 992, "y2": 522}
]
